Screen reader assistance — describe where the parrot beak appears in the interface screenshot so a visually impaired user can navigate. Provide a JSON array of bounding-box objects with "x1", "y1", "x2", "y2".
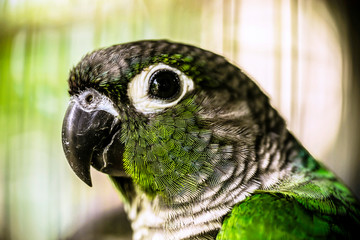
[{"x1": 62, "y1": 92, "x2": 126, "y2": 187}]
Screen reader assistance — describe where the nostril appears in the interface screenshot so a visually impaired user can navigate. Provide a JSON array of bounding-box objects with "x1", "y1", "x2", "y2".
[{"x1": 85, "y1": 94, "x2": 94, "y2": 104}]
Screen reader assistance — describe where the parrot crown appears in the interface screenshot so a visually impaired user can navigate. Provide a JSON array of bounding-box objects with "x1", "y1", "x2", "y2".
[{"x1": 68, "y1": 40, "x2": 230, "y2": 102}]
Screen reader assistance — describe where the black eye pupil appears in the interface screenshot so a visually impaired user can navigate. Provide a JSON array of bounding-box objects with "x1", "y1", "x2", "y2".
[{"x1": 149, "y1": 70, "x2": 181, "y2": 99}]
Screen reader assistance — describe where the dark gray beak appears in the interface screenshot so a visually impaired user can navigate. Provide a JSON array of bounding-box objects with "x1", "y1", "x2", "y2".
[{"x1": 61, "y1": 90, "x2": 126, "y2": 187}]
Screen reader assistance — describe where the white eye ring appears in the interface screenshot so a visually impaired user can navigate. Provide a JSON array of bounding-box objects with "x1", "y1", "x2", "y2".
[{"x1": 127, "y1": 63, "x2": 194, "y2": 114}]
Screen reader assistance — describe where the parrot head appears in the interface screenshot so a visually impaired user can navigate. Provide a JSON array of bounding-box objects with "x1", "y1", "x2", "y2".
[{"x1": 62, "y1": 40, "x2": 283, "y2": 202}]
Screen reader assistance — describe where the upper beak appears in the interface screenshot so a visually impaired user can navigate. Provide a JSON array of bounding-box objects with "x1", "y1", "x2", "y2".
[{"x1": 61, "y1": 91, "x2": 125, "y2": 187}]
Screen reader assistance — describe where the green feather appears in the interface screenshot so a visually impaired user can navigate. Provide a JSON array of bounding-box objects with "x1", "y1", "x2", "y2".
[
  {"x1": 120, "y1": 96, "x2": 215, "y2": 198},
  {"x1": 218, "y1": 149, "x2": 360, "y2": 239},
  {"x1": 218, "y1": 191, "x2": 360, "y2": 239}
]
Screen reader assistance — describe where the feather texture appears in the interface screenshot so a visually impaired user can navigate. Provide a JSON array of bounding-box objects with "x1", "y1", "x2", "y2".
[{"x1": 63, "y1": 40, "x2": 360, "y2": 239}]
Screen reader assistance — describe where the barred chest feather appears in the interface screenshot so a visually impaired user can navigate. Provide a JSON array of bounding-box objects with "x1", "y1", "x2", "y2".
[{"x1": 124, "y1": 157, "x2": 296, "y2": 239}]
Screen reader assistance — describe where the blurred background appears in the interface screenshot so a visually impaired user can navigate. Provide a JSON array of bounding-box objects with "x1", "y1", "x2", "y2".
[{"x1": 0, "y1": 0, "x2": 359, "y2": 239}]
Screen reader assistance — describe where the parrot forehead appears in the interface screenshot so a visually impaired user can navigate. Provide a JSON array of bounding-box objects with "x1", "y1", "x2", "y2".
[{"x1": 67, "y1": 40, "x2": 233, "y2": 100}]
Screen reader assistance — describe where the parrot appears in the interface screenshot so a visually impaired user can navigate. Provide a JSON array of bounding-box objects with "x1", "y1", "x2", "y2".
[{"x1": 62, "y1": 40, "x2": 360, "y2": 239}]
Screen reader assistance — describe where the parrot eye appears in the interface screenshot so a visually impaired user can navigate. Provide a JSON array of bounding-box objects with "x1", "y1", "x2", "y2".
[
  {"x1": 128, "y1": 63, "x2": 194, "y2": 114},
  {"x1": 148, "y1": 70, "x2": 181, "y2": 100}
]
